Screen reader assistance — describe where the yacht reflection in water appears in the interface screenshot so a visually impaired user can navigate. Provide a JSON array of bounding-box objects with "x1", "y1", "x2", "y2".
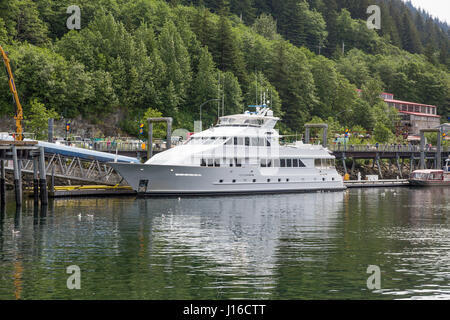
[{"x1": 138, "y1": 192, "x2": 345, "y2": 278}]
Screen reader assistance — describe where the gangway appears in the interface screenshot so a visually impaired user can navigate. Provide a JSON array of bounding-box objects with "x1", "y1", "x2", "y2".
[{"x1": 2, "y1": 138, "x2": 140, "y2": 185}]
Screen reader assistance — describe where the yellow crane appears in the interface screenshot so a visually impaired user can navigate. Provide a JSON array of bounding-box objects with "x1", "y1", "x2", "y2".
[{"x1": 0, "y1": 45, "x2": 23, "y2": 141}]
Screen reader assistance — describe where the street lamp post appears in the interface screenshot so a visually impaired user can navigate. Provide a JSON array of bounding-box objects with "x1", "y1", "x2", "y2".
[{"x1": 199, "y1": 99, "x2": 220, "y2": 131}]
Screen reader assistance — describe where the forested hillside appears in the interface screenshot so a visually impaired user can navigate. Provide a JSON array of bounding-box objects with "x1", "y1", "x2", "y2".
[{"x1": 0, "y1": 0, "x2": 449, "y2": 141}]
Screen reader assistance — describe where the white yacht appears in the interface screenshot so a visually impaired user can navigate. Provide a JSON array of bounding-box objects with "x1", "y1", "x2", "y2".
[{"x1": 110, "y1": 106, "x2": 345, "y2": 195}]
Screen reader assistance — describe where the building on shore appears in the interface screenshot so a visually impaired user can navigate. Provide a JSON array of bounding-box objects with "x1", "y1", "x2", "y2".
[{"x1": 357, "y1": 90, "x2": 442, "y2": 141}]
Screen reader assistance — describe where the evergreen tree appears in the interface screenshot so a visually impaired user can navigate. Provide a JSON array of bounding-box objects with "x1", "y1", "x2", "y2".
[{"x1": 400, "y1": 11, "x2": 423, "y2": 54}]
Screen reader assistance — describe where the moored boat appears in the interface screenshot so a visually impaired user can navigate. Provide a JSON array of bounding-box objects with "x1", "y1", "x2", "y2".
[
  {"x1": 110, "y1": 106, "x2": 345, "y2": 195},
  {"x1": 409, "y1": 159, "x2": 450, "y2": 186}
]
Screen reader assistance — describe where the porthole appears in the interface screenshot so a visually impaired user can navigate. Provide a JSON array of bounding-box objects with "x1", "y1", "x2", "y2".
[
  {"x1": 232, "y1": 180, "x2": 236, "y2": 183},
  {"x1": 253, "y1": 179, "x2": 256, "y2": 183},
  {"x1": 219, "y1": 180, "x2": 223, "y2": 183},
  {"x1": 267, "y1": 179, "x2": 271, "y2": 183}
]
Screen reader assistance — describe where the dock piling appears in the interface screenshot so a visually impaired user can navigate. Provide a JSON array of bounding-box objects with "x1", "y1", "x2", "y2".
[
  {"x1": 38, "y1": 147, "x2": 48, "y2": 205},
  {"x1": 33, "y1": 157, "x2": 39, "y2": 203},
  {"x1": 0, "y1": 160, "x2": 5, "y2": 206},
  {"x1": 12, "y1": 146, "x2": 22, "y2": 206}
]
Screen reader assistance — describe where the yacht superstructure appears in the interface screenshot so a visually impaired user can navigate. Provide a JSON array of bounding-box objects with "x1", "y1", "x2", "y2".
[{"x1": 110, "y1": 106, "x2": 345, "y2": 195}]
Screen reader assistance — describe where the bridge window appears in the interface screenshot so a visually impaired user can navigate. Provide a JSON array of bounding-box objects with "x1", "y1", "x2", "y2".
[
  {"x1": 315, "y1": 159, "x2": 322, "y2": 168},
  {"x1": 293, "y1": 159, "x2": 299, "y2": 167},
  {"x1": 286, "y1": 159, "x2": 292, "y2": 167}
]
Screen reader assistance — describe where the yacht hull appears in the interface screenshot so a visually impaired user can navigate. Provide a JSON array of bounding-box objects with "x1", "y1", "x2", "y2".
[{"x1": 110, "y1": 163, "x2": 346, "y2": 196}]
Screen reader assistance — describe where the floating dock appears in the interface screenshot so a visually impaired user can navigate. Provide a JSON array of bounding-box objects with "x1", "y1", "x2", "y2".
[
  {"x1": 344, "y1": 179, "x2": 410, "y2": 188},
  {"x1": 26, "y1": 185, "x2": 136, "y2": 198}
]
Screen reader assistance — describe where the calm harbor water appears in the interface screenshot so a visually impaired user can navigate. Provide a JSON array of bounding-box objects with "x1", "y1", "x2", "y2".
[{"x1": 0, "y1": 187, "x2": 449, "y2": 300}]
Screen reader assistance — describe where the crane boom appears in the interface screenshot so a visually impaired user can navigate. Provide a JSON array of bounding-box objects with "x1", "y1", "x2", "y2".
[{"x1": 0, "y1": 45, "x2": 23, "y2": 141}]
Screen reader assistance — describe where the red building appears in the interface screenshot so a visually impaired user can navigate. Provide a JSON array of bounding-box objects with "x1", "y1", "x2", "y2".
[{"x1": 357, "y1": 90, "x2": 441, "y2": 140}]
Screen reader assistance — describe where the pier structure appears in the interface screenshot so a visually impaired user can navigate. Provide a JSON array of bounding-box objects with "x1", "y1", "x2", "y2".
[
  {"x1": 305, "y1": 124, "x2": 328, "y2": 148},
  {"x1": 147, "y1": 117, "x2": 173, "y2": 159},
  {"x1": 0, "y1": 141, "x2": 47, "y2": 206},
  {"x1": 330, "y1": 144, "x2": 449, "y2": 177}
]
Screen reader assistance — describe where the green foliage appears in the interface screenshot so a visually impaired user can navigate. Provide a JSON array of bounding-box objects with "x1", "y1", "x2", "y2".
[
  {"x1": 141, "y1": 107, "x2": 166, "y2": 139},
  {"x1": 252, "y1": 13, "x2": 280, "y2": 41},
  {"x1": 373, "y1": 122, "x2": 394, "y2": 143},
  {"x1": 0, "y1": 0, "x2": 448, "y2": 143},
  {"x1": 0, "y1": 18, "x2": 8, "y2": 44},
  {"x1": 25, "y1": 99, "x2": 59, "y2": 140}
]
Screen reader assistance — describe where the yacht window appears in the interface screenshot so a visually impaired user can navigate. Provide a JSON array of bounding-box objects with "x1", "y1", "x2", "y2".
[
  {"x1": 237, "y1": 137, "x2": 244, "y2": 145},
  {"x1": 293, "y1": 159, "x2": 299, "y2": 167},
  {"x1": 258, "y1": 138, "x2": 265, "y2": 146},
  {"x1": 267, "y1": 160, "x2": 272, "y2": 167},
  {"x1": 315, "y1": 159, "x2": 322, "y2": 168},
  {"x1": 287, "y1": 159, "x2": 292, "y2": 167},
  {"x1": 266, "y1": 138, "x2": 271, "y2": 147},
  {"x1": 280, "y1": 159, "x2": 286, "y2": 168},
  {"x1": 201, "y1": 159, "x2": 206, "y2": 167},
  {"x1": 208, "y1": 159, "x2": 214, "y2": 167},
  {"x1": 299, "y1": 159, "x2": 306, "y2": 168},
  {"x1": 225, "y1": 138, "x2": 233, "y2": 145},
  {"x1": 235, "y1": 158, "x2": 242, "y2": 167},
  {"x1": 214, "y1": 159, "x2": 220, "y2": 167},
  {"x1": 261, "y1": 159, "x2": 267, "y2": 167},
  {"x1": 274, "y1": 159, "x2": 280, "y2": 167},
  {"x1": 245, "y1": 137, "x2": 250, "y2": 146},
  {"x1": 251, "y1": 138, "x2": 258, "y2": 146}
]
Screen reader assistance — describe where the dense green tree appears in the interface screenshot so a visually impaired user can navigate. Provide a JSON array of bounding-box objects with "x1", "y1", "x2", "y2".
[
  {"x1": 252, "y1": 13, "x2": 279, "y2": 40},
  {"x1": 1, "y1": 0, "x2": 50, "y2": 45},
  {"x1": 190, "y1": 47, "x2": 219, "y2": 122},
  {"x1": 25, "y1": 98, "x2": 59, "y2": 140},
  {"x1": 0, "y1": 18, "x2": 8, "y2": 44},
  {"x1": 157, "y1": 20, "x2": 192, "y2": 115},
  {"x1": 400, "y1": 11, "x2": 423, "y2": 54}
]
